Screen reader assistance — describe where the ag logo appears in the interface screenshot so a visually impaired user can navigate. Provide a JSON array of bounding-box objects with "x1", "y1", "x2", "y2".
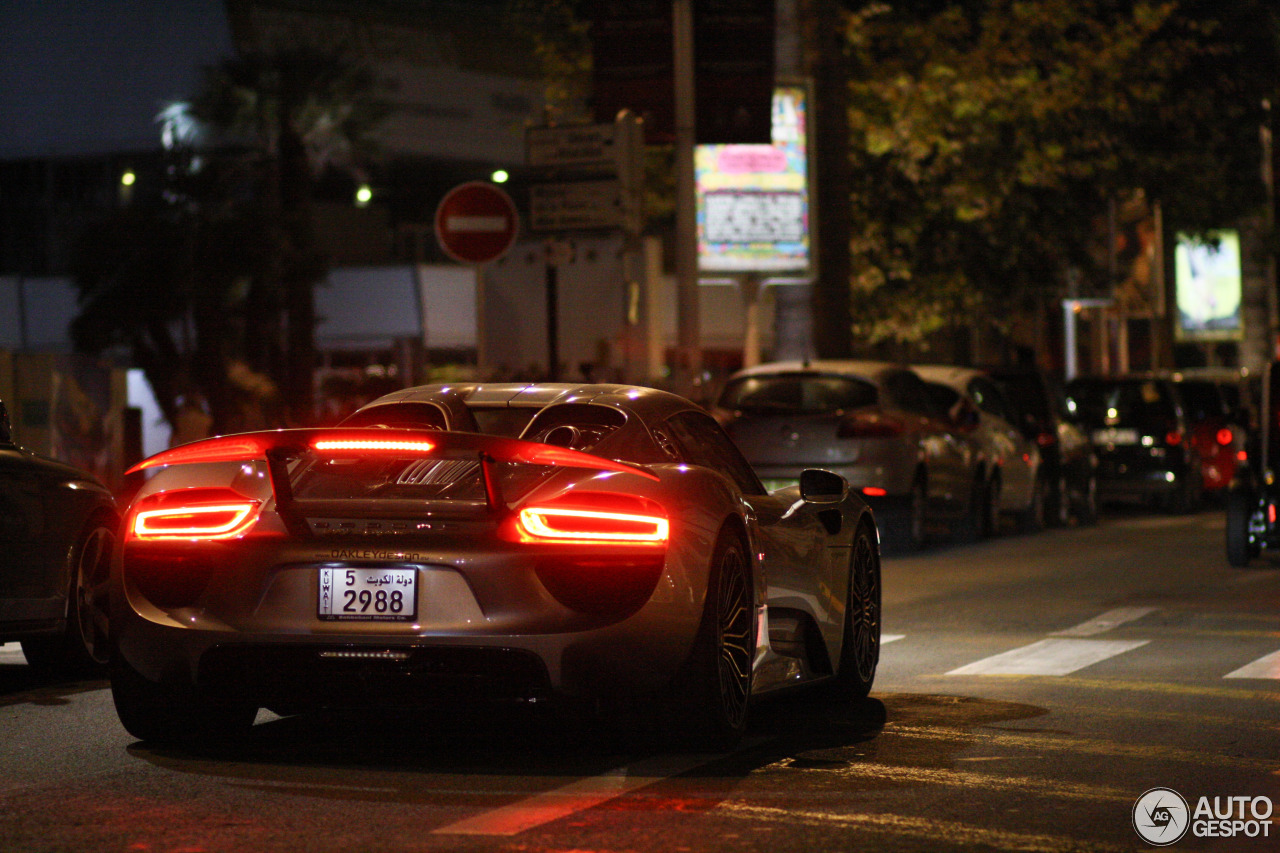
[{"x1": 1134, "y1": 787, "x2": 1190, "y2": 846}]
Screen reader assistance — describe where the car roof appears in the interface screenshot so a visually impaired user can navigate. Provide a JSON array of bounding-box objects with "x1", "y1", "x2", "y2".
[
  {"x1": 911, "y1": 364, "x2": 987, "y2": 386},
  {"x1": 727, "y1": 360, "x2": 913, "y2": 382},
  {"x1": 362, "y1": 382, "x2": 699, "y2": 423}
]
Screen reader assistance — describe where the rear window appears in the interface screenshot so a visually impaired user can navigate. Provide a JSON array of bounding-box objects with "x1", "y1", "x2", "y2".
[
  {"x1": 718, "y1": 374, "x2": 877, "y2": 415},
  {"x1": 1176, "y1": 381, "x2": 1227, "y2": 423},
  {"x1": 1065, "y1": 380, "x2": 1177, "y2": 430}
]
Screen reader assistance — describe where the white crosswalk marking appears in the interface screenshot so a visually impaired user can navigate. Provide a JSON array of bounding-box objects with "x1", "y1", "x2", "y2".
[
  {"x1": 946, "y1": 638, "x2": 1150, "y2": 676},
  {"x1": 1224, "y1": 649, "x2": 1280, "y2": 680},
  {"x1": 1050, "y1": 607, "x2": 1157, "y2": 637}
]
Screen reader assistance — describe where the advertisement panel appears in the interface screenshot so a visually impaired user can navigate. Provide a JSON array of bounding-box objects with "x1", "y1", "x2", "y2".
[
  {"x1": 1174, "y1": 230, "x2": 1242, "y2": 341},
  {"x1": 696, "y1": 85, "x2": 810, "y2": 274}
]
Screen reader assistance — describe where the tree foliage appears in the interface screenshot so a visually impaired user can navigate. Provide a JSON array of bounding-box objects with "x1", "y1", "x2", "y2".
[
  {"x1": 71, "y1": 46, "x2": 384, "y2": 435},
  {"x1": 842, "y1": 0, "x2": 1277, "y2": 349}
]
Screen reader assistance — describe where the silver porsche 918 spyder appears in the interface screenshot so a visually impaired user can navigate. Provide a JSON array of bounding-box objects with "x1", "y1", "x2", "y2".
[{"x1": 110, "y1": 383, "x2": 881, "y2": 749}]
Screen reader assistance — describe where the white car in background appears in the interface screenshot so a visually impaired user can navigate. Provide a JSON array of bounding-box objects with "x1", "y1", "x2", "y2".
[{"x1": 912, "y1": 365, "x2": 1045, "y2": 534}]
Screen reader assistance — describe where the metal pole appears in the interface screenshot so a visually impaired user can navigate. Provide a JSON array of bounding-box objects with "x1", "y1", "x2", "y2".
[
  {"x1": 673, "y1": 0, "x2": 700, "y2": 385},
  {"x1": 546, "y1": 260, "x2": 559, "y2": 381}
]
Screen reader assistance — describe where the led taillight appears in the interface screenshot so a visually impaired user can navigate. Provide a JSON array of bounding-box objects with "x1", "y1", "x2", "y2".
[
  {"x1": 1165, "y1": 431, "x2": 1183, "y2": 447},
  {"x1": 862, "y1": 486, "x2": 888, "y2": 497},
  {"x1": 131, "y1": 500, "x2": 261, "y2": 540},
  {"x1": 1216, "y1": 428, "x2": 1233, "y2": 446},
  {"x1": 515, "y1": 506, "x2": 669, "y2": 545},
  {"x1": 837, "y1": 413, "x2": 904, "y2": 439},
  {"x1": 312, "y1": 438, "x2": 435, "y2": 453}
]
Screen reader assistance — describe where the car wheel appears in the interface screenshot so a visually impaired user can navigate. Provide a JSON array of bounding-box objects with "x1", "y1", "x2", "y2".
[
  {"x1": 1043, "y1": 474, "x2": 1069, "y2": 527},
  {"x1": 676, "y1": 528, "x2": 754, "y2": 751},
  {"x1": 1226, "y1": 488, "x2": 1256, "y2": 568},
  {"x1": 1075, "y1": 473, "x2": 1099, "y2": 525},
  {"x1": 884, "y1": 477, "x2": 926, "y2": 552},
  {"x1": 821, "y1": 521, "x2": 880, "y2": 702},
  {"x1": 1017, "y1": 473, "x2": 1047, "y2": 533},
  {"x1": 20, "y1": 515, "x2": 117, "y2": 676},
  {"x1": 110, "y1": 652, "x2": 257, "y2": 744}
]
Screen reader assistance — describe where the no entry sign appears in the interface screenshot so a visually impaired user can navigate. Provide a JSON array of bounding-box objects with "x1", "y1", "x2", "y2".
[{"x1": 434, "y1": 182, "x2": 520, "y2": 265}]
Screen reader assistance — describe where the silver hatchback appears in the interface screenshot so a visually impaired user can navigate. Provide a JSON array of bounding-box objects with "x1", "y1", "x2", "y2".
[{"x1": 713, "y1": 361, "x2": 982, "y2": 550}]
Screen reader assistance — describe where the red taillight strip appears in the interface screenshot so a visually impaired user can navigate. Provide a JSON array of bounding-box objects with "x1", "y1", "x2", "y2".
[
  {"x1": 516, "y1": 506, "x2": 669, "y2": 544},
  {"x1": 132, "y1": 502, "x2": 260, "y2": 540},
  {"x1": 312, "y1": 438, "x2": 435, "y2": 453}
]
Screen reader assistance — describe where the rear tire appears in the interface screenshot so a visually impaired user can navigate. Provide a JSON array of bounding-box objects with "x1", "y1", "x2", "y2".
[
  {"x1": 674, "y1": 528, "x2": 755, "y2": 751},
  {"x1": 884, "y1": 477, "x2": 926, "y2": 552},
  {"x1": 820, "y1": 521, "x2": 880, "y2": 703},
  {"x1": 21, "y1": 515, "x2": 116, "y2": 676},
  {"x1": 1226, "y1": 488, "x2": 1256, "y2": 568},
  {"x1": 110, "y1": 652, "x2": 257, "y2": 744},
  {"x1": 1017, "y1": 473, "x2": 1047, "y2": 533}
]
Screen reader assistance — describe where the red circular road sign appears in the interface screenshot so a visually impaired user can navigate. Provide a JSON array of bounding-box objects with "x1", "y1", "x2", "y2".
[{"x1": 434, "y1": 181, "x2": 520, "y2": 264}]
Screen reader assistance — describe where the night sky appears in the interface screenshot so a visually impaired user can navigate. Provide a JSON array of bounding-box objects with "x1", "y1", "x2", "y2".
[{"x1": 0, "y1": 0, "x2": 235, "y2": 159}]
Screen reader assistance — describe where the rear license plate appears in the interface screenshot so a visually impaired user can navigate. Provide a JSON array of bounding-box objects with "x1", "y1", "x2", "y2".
[
  {"x1": 1092, "y1": 427, "x2": 1139, "y2": 446},
  {"x1": 318, "y1": 567, "x2": 417, "y2": 621}
]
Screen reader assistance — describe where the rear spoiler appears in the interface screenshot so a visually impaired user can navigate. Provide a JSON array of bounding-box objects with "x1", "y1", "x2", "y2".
[{"x1": 126, "y1": 428, "x2": 658, "y2": 519}]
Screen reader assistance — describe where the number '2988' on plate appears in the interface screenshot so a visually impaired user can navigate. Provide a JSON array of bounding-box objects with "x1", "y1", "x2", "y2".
[{"x1": 318, "y1": 567, "x2": 417, "y2": 621}]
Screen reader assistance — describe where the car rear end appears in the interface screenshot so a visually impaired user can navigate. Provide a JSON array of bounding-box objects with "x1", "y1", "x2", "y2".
[
  {"x1": 111, "y1": 429, "x2": 699, "y2": 717},
  {"x1": 714, "y1": 369, "x2": 921, "y2": 500},
  {"x1": 1064, "y1": 377, "x2": 1199, "y2": 508}
]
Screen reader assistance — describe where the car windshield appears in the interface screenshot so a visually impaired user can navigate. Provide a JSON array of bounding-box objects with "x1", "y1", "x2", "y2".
[
  {"x1": 718, "y1": 374, "x2": 878, "y2": 415},
  {"x1": 1065, "y1": 380, "x2": 1177, "y2": 430}
]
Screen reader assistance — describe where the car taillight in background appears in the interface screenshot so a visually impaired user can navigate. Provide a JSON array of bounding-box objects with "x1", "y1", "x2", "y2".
[
  {"x1": 128, "y1": 488, "x2": 262, "y2": 541},
  {"x1": 1216, "y1": 428, "x2": 1234, "y2": 447},
  {"x1": 837, "y1": 411, "x2": 904, "y2": 439},
  {"x1": 1036, "y1": 431, "x2": 1057, "y2": 448}
]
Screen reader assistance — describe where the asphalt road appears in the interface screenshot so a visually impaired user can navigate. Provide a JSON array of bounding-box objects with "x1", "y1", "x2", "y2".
[{"x1": 2, "y1": 505, "x2": 1278, "y2": 852}]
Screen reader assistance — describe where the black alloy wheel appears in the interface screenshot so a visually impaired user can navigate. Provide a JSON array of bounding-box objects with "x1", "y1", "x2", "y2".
[{"x1": 823, "y1": 521, "x2": 881, "y2": 701}]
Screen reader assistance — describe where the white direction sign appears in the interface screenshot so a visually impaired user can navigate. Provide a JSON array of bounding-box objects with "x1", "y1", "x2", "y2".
[
  {"x1": 525, "y1": 124, "x2": 617, "y2": 168},
  {"x1": 529, "y1": 180, "x2": 622, "y2": 232}
]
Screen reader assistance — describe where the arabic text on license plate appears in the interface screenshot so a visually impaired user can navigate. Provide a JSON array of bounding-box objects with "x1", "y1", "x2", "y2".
[
  {"x1": 319, "y1": 567, "x2": 417, "y2": 621},
  {"x1": 1092, "y1": 427, "x2": 1139, "y2": 445}
]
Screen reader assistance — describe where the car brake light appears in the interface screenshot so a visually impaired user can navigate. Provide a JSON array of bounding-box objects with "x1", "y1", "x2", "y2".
[
  {"x1": 516, "y1": 506, "x2": 669, "y2": 544},
  {"x1": 862, "y1": 486, "x2": 888, "y2": 497},
  {"x1": 837, "y1": 412, "x2": 904, "y2": 439},
  {"x1": 1165, "y1": 430, "x2": 1183, "y2": 446},
  {"x1": 131, "y1": 497, "x2": 261, "y2": 541},
  {"x1": 312, "y1": 437, "x2": 435, "y2": 454},
  {"x1": 1238, "y1": 450, "x2": 1248, "y2": 462},
  {"x1": 1216, "y1": 428, "x2": 1233, "y2": 446}
]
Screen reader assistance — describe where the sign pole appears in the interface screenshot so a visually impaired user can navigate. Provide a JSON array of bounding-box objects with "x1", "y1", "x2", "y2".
[{"x1": 546, "y1": 259, "x2": 560, "y2": 381}]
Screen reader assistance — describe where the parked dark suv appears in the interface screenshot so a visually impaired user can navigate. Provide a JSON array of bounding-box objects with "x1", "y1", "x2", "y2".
[
  {"x1": 987, "y1": 366, "x2": 1098, "y2": 525},
  {"x1": 1063, "y1": 375, "x2": 1202, "y2": 512}
]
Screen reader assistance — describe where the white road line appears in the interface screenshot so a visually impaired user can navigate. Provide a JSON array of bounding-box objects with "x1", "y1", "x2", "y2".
[
  {"x1": 946, "y1": 638, "x2": 1149, "y2": 676},
  {"x1": 882, "y1": 634, "x2": 905, "y2": 645},
  {"x1": 1224, "y1": 649, "x2": 1280, "y2": 680},
  {"x1": 433, "y1": 742, "x2": 765, "y2": 836},
  {"x1": 0, "y1": 643, "x2": 26, "y2": 664},
  {"x1": 1050, "y1": 607, "x2": 1158, "y2": 637}
]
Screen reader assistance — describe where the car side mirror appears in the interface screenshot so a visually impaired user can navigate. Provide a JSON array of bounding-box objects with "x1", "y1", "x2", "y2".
[{"x1": 799, "y1": 468, "x2": 848, "y2": 504}]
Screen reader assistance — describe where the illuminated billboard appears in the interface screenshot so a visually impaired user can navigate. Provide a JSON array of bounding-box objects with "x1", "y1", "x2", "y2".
[
  {"x1": 1174, "y1": 230, "x2": 1242, "y2": 341},
  {"x1": 697, "y1": 85, "x2": 810, "y2": 274}
]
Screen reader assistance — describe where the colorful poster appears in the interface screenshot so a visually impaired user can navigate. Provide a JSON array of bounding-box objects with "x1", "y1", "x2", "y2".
[
  {"x1": 697, "y1": 85, "x2": 810, "y2": 274},
  {"x1": 1174, "y1": 231, "x2": 1242, "y2": 341}
]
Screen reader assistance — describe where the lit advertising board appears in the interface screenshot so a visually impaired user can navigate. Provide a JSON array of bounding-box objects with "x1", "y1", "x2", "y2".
[
  {"x1": 697, "y1": 85, "x2": 810, "y2": 274},
  {"x1": 1174, "y1": 230, "x2": 1242, "y2": 341}
]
